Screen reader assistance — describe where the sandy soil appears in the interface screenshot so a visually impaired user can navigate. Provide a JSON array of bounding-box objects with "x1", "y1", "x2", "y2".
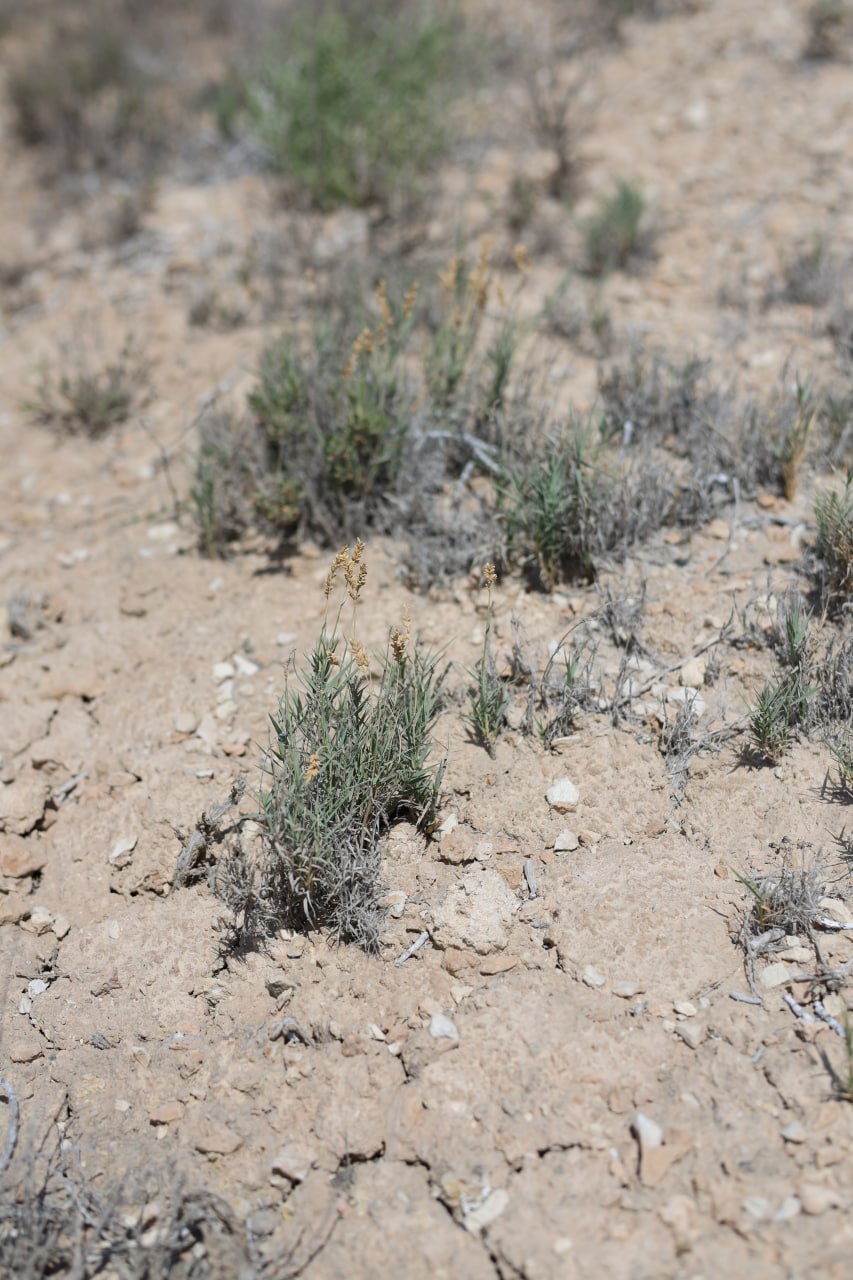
[{"x1": 2, "y1": 2, "x2": 853, "y2": 1277}]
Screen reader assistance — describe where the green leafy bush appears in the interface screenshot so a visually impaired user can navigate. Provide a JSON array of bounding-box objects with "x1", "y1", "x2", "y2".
[
  {"x1": 583, "y1": 180, "x2": 654, "y2": 275},
  {"x1": 244, "y1": 0, "x2": 462, "y2": 209}
]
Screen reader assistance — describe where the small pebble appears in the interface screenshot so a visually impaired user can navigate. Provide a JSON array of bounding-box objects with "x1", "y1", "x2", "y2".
[
  {"x1": 27, "y1": 978, "x2": 49, "y2": 997},
  {"x1": 429, "y1": 1014, "x2": 459, "y2": 1042},
  {"x1": 212, "y1": 661, "x2": 235, "y2": 684},
  {"x1": 554, "y1": 830, "x2": 579, "y2": 852},
  {"x1": 578, "y1": 828, "x2": 602, "y2": 847},
  {"x1": 673, "y1": 1001, "x2": 697, "y2": 1018},
  {"x1": 633, "y1": 1112, "x2": 663, "y2": 1152},
  {"x1": 675, "y1": 1022, "x2": 705, "y2": 1050},
  {"x1": 781, "y1": 1121, "x2": 807, "y2": 1144},
  {"x1": 761, "y1": 962, "x2": 792, "y2": 989},
  {"x1": 173, "y1": 712, "x2": 198, "y2": 735},
  {"x1": 799, "y1": 1182, "x2": 842, "y2": 1216},
  {"x1": 582, "y1": 965, "x2": 607, "y2": 989},
  {"x1": 52, "y1": 915, "x2": 70, "y2": 939},
  {"x1": 546, "y1": 778, "x2": 580, "y2": 812},
  {"x1": 613, "y1": 980, "x2": 642, "y2": 999},
  {"x1": 463, "y1": 1188, "x2": 509, "y2": 1234}
]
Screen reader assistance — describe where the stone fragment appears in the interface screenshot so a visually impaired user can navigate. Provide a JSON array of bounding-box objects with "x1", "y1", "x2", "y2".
[
  {"x1": 799, "y1": 1182, "x2": 842, "y2": 1215},
  {"x1": 819, "y1": 897, "x2": 853, "y2": 925},
  {"x1": 443, "y1": 947, "x2": 476, "y2": 974},
  {"x1": 429, "y1": 1014, "x2": 459, "y2": 1042},
  {"x1": 582, "y1": 965, "x2": 606, "y2": 989},
  {"x1": 463, "y1": 1189, "x2": 509, "y2": 1234},
  {"x1": 761, "y1": 962, "x2": 792, "y2": 989},
  {"x1": 191, "y1": 1121, "x2": 243, "y2": 1156},
  {"x1": 1, "y1": 774, "x2": 50, "y2": 835},
  {"x1": 173, "y1": 713, "x2": 198, "y2": 735},
  {"x1": 149, "y1": 1100, "x2": 184, "y2": 1126},
  {"x1": 679, "y1": 658, "x2": 706, "y2": 688},
  {"x1": 211, "y1": 661, "x2": 235, "y2": 684},
  {"x1": 271, "y1": 1142, "x2": 316, "y2": 1184},
  {"x1": 25, "y1": 905, "x2": 53, "y2": 936},
  {"x1": 479, "y1": 955, "x2": 518, "y2": 976},
  {"x1": 431, "y1": 869, "x2": 516, "y2": 955},
  {"x1": 553, "y1": 829, "x2": 579, "y2": 852},
  {"x1": 613, "y1": 980, "x2": 642, "y2": 999},
  {"x1": 781, "y1": 1121, "x2": 807, "y2": 1144},
  {"x1": 578, "y1": 828, "x2": 601, "y2": 847},
  {"x1": 0, "y1": 834, "x2": 46, "y2": 878},
  {"x1": 546, "y1": 778, "x2": 579, "y2": 812},
  {"x1": 673, "y1": 1000, "x2": 697, "y2": 1017},
  {"x1": 675, "y1": 1022, "x2": 705, "y2": 1050},
  {"x1": 108, "y1": 835, "x2": 137, "y2": 867},
  {"x1": 9, "y1": 1040, "x2": 43, "y2": 1063},
  {"x1": 52, "y1": 914, "x2": 70, "y2": 939}
]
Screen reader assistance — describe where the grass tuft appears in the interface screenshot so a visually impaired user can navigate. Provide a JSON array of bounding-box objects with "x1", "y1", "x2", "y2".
[
  {"x1": 583, "y1": 180, "x2": 654, "y2": 276},
  {"x1": 464, "y1": 564, "x2": 509, "y2": 756},
  {"x1": 221, "y1": 546, "x2": 445, "y2": 950}
]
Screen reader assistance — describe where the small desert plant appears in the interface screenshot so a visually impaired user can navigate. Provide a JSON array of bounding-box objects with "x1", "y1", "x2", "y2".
[
  {"x1": 7, "y1": 17, "x2": 165, "y2": 177},
  {"x1": 464, "y1": 563, "x2": 509, "y2": 756},
  {"x1": 770, "y1": 377, "x2": 816, "y2": 500},
  {"x1": 778, "y1": 236, "x2": 836, "y2": 308},
  {"x1": 26, "y1": 344, "x2": 140, "y2": 437},
  {"x1": 228, "y1": 543, "x2": 445, "y2": 949},
  {"x1": 829, "y1": 734, "x2": 853, "y2": 798},
  {"x1": 509, "y1": 619, "x2": 596, "y2": 745},
  {"x1": 747, "y1": 678, "x2": 801, "y2": 763},
  {"x1": 815, "y1": 474, "x2": 853, "y2": 611},
  {"x1": 583, "y1": 180, "x2": 653, "y2": 275},
  {"x1": 736, "y1": 861, "x2": 825, "y2": 934},
  {"x1": 527, "y1": 61, "x2": 586, "y2": 199},
  {"x1": 503, "y1": 430, "x2": 601, "y2": 588},
  {"x1": 242, "y1": 0, "x2": 462, "y2": 209},
  {"x1": 804, "y1": 0, "x2": 850, "y2": 58},
  {"x1": 191, "y1": 407, "x2": 256, "y2": 557}
]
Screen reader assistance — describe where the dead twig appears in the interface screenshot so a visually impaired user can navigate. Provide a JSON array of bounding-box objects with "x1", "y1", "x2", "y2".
[{"x1": 394, "y1": 931, "x2": 429, "y2": 967}]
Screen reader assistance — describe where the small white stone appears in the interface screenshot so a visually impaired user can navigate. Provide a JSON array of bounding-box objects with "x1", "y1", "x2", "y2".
[
  {"x1": 115, "y1": 1099, "x2": 131, "y2": 1113},
  {"x1": 51, "y1": 915, "x2": 70, "y2": 939},
  {"x1": 27, "y1": 905, "x2": 54, "y2": 935},
  {"x1": 108, "y1": 835, "x2": 137, "y2": 866},
  {"x1": 173, "y1": 712, "x2": 198, "y2": 735},
  {"x1": 233, "y1": 653, "x2": 260, "y2": 677},
  {"x1": 673, "y1": 1000, "x2": 697, "y2": 1018},
  {"x1": 613, "y1": 980, "x2": 642, "y2": 999},
  {"x1": 819, "y1": 897, "x2": 853, "y2": 925},
  {"x1": 28, "y1": 979, "x2": 49, "y2": 996},
  {"x1": 774, "y1": 1196, "x2": 801, "y2": 1222},
  {"x1": 761, "y1": 962, "x2": 792, "y2": 989},
  {"x1": 675, "y1": 1022, "x2": 705, "y2": 1050},
  {"x1": 679, "y1": 657, "x2": 706, "y2": 689},
  {"x1": 275, "y1": 632, "x2": 296, "y2": 647},
  {"x1": 582, "y1": 965, "x2": 606, "y2": 989},
  {"x1": 212, "y1": 661, "x2": 235, "y2": 684},
  {"x1": 742, "y1": 1196, "x2": 771, "y2": 1222},
  {"x1": 464, "y1": 1189, "x2": 509, "y2": 1233},
  {"x1": 429, "y1": 1014, "x2": 459, "y2": 1042},
  {"x1": 18, "y1": 996, "x2": 32, "y2": 1014},
  {"x1": 554, "y1": 830, "x2": 579, "y2": 852},
  {"x1": 781, "y1": 1121, "x2": 807, "y2": 1144},
  {"x1": 437, "y1": 814, "x2": 459, "y2": 837},
  {"x1": 546, "y1": 778, "x2": 580, "y2": 812}
]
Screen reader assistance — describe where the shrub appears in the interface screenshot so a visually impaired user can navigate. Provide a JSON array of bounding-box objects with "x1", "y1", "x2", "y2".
[
  {"x1": 243, "y1": 0, "x2": 462, "y2": 209},
  {"x1": 583, "y1": 180, "x2": 654, "y2": 275},
  {"x1": 223, "y1": 544, "x2": 445, "y2": 949},
  {"x1": 464, "y1": 564, "x2": 509, "y2": 755},
  {"x1": 804, "y1": 0, "x2": 850, "y2": 59},
  {"x1": 26, "y1": 343, "x2": 141, "y2": 438},
  {"x1": 7, "y1": 17, "x2": 165, "y2": 176},
  {"x1": 815, "y1": 474, "x2": 853, "y2": 612}
]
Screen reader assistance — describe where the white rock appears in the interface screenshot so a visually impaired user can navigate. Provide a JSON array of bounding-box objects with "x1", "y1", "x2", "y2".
[
  {"x1": 799, "y1": 1182, "x2": 843, "y2": 1216},
  {"x1": 464, "y1": 1189, "x2": 509, "y2": 1234},
  {"x1": 613, "y1": 980, "x2": 642, "y2": 999},
  {"x1": 27, "y1": 905, "x2": 53, "y2": 935},
  {"x1": 28, "y1": 979, "x2": 49, "y2": 996},
  {"x1": 675, "y1": 1022, "x2": 705, "y2": 1050},
  {"x1": 760, "y1": 962, "x2": 792, "y2": 989},
  {"x1": 633, "y1": 1112, "x2": 662, "y2": 1153},
  {"x1": 212, "y1": 661, "x2": 235, "y2": 684},
  {"x1": 774, "y1": 1196, "x2": 801, "y2": 1222},
  {"x1": 108, "y1": 835, "x2": 137, "y2": 866},
  {"x1": 582, "y1": 965, "x2": 606, "y2": 989},
  {"x1": 781, "y1": 1121, "x2": 807, "y2": 1144},
  {"x1": 51, "y1": 915, "x2": 70, "y2": 939},
  {"x1": 173, "y1": 712, "x2": 198, "y2": 735},
  {"x1": 271, "y1": 1142, "x2": 316, "y2": 1184},
  {"x1": 742, "y1": 1196, "x2": 771, "y2": 1222},
  {"x1": 430, "y1": 869, "x2": 517, "y2": 955},
  {"x1": 546, "y1": 778, "x2": 580, "y2": 812},
  {"x1": 819, "y1": 897, "x2": 853, "y2": 925},
  {"x1": 679, "y1": 658, "x2": 706, "y2": 689},
  {"x1": 554, "y1": 829, "x2": 579, "y2": 852},
  {"x1": 673, "y1": 1000, "x2": 697, "y2": 1018},
  {"x1": 275, "y1": 632, "x2": 296, "y2": 647},
  {"x1": 437, "y1": 814, "x2": 459, "y2": 838},
  {"x1": 429, "y1": 1014, "x2": 459, "y2": 1041},
  {"x1": 233, "y1": 653, "x2": 260, "y2": 677}
]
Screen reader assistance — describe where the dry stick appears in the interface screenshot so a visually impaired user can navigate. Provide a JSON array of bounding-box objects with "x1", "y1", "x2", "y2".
[
  {"x1": 0, "y1": 1077, "x2": 19, "y2": 1175},
  {"x1": 395, "y1": 931, "x2": 429, "y2": 967},
  {"x1": 814, "y1": 1000, "x2": 846, "y2": 1037},
  {"x1": 783, "y1": 992, "x2": 814, "y2": 1023}
]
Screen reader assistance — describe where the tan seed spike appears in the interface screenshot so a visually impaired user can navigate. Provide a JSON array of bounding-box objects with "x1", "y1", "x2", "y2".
[
  {"x1": 484, "y1": 562, "x2": 497, "y2": 588},
  {"x1": 305, "y1": 752, "x2": 320, "y2": 784}
]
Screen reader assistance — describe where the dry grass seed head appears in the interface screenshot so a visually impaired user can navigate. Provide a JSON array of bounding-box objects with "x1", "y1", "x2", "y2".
[{"x1": 350, "y1": 637, "x2": 370, "y2": 673}]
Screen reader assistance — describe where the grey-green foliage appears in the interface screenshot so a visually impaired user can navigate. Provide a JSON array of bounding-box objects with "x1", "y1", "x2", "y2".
[
  {"x1": 583, "y1": 180, "x2": 653, "y2": 275},
  {"x1": 815, "y1": 473, "x2": 853, "y2": 612},
  {"x1": 233, "y1": 624, "x2": 445, "y2": 950},
  {"x1": 244, "y1": 1, "x2": 462, "y2": 209}
]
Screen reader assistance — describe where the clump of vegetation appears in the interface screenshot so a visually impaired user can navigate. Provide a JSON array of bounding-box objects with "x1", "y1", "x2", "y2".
[
  {"x1": 193, "y1": 244, "x2": 527, "y2": 566},
  {"x1": 240, "y1": 0, "x2": 463, "y2": 210},
  {"x1": 583, "y1": 180, "x2": 654, "y2": 275},
  {"x1": 7, "y1": 14, "x2": 166, "y2": 177},
  {"x1": 748, "y1": 596, "x2": 814, "y2": 763},
  {"x1": 769, "y1": 376, "x2": 816, "y2": 501},
  {"x1": 815, "y1": 474, "x2": 853, "y2": 612},
  {"x1": 26, "y1": 343, "x2": 141, "y2": 438},
  {"x1": 510, "y1": 620, "x2": 597, "y2": 747},
  {"x1": 776, "y1": 236, "x2": 837, "y2": 309},
  {"x1": 221, "y1": 543, "x2": 445, "y2": 950},
  {"x1": 737, "y1": 860, "x2": 825, "y2": 934},
  {"x1": 464, "y1": 563, "x2": 509, "y2": 756},
  {"x1": 804, "y1": 0, "x2": 851, "y2": 59}
]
